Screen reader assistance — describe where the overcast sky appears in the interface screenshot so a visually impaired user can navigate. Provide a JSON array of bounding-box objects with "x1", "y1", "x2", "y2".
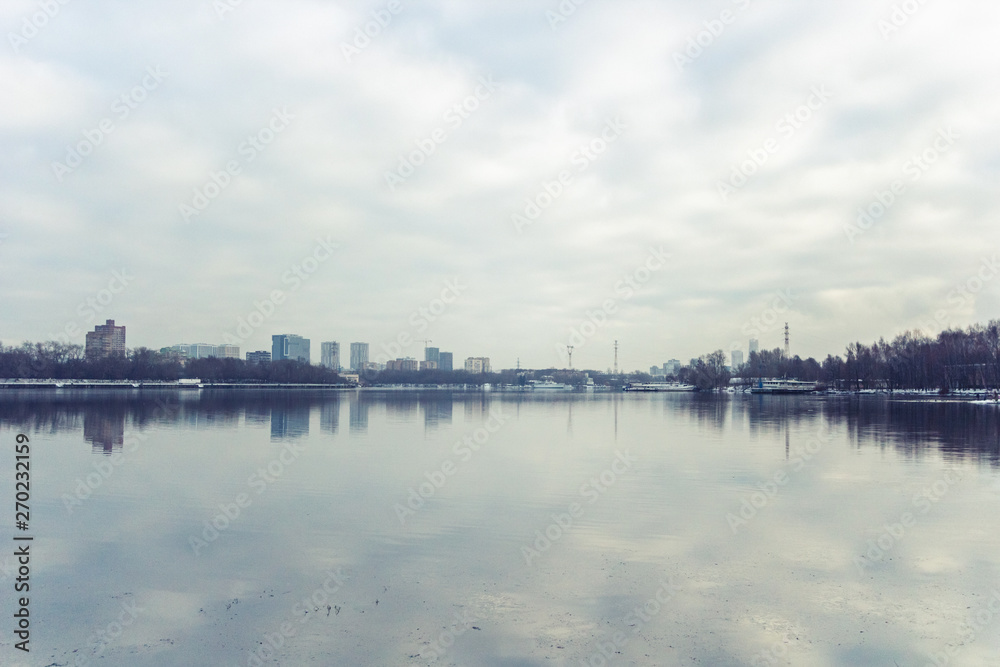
[{"x1": 1, "y1": 0, "x2": 998, "y2": 370}]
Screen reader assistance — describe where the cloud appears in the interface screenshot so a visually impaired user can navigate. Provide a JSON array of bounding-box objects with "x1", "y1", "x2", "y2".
[{"x1": 1, "y1": 0, "x2": 998, "y2": 368}]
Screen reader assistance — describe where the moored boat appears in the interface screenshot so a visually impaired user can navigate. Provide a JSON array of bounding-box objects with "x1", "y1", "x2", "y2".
[{"x1": 750, "y1": 379, "x2": 817, "y2": 394}]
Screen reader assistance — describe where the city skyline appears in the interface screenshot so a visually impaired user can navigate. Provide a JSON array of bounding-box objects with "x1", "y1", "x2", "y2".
[
  {"x1": 3, "y1": 1, "x2": 998, "y2": 370},
  {"x1": 9, "y1": 314, "x2": 867, "y2": 372}
]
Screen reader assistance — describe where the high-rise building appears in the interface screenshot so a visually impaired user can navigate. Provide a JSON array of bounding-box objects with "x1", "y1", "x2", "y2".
[
  {"x1": 216, "y1": 344, "x2": 240, "y2": 359},
  {"x1": 247, "y1": 350, "x2": 271, "y2": 364},
  {"x1": 731, "y1": 350, "x2": 744, "y2": 368},
  {"x1": 321, "y1": 342, "x2": 340, "y2": 370},
  {"x1": 272, "y1": 334, "x2": 311, "y2": 363},
  {"x1": 439, "y1": 352, "x2": 453, "y2": 372},
  {"x1": 425, "y1": 347, "x2": 440, "y2": 364},
  {"x1": 464, "y1": 357, "x2": 491, "y2": 374},
  {"x1": 749, "y1": 338, "x2": 759, "y2": 355},
  {"x1": 350, "y1": 343, "x2": 369, "y2": 371},
  {"x1": 386, "y1": 358, "x2": 419, "y2": 371},
  {"x1": 85, "y1": 319, "x2": 126, "y2": 359},
  {"x1": 665, "y1": 359, "x2": 681, "y2": 376},
  {"x1": 169, "y1": 343, "x2": 239, "y2": 360}
]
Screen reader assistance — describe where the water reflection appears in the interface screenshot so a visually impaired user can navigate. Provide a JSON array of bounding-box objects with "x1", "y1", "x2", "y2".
[
  {"x1": 320, "y1": 399, "x2": 340, "y2": 435},
  {"x1": 0, "y1": 390, "x2": 998, "y2": 463},
  {"x1": 349, "y1": 392, "x2": 370, "y2": 433},
  {"x1": 270, "y1": 400, "x2": 310, "y2": 440},
  {"x1": 83, "y1": 410, "x2": 125, "y2": 455},
  {"x1": 4, "y1": 389, "x2": 1000, "y2": 665}
]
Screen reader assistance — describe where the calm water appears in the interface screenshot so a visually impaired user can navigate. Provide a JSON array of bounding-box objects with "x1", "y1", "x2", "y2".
[{"x1": 1, "y1": 390, "x2": 999, "y2": 667}]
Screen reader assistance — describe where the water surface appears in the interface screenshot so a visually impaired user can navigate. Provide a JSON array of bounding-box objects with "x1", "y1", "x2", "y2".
[{"x1": 1, "y1": 390, "x2": 998, "y2": 666}]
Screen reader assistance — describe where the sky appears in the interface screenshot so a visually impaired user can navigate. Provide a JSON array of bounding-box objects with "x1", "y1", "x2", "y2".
[{"x1": 1, "y1": 0, "x2": 998, "y2": 371}]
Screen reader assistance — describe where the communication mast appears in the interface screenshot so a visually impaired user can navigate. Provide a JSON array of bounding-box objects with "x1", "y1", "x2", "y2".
[
  {"x1": 567, "y1": 346, "x2": 574, "y2": 369},
  {"x1": 784, "y1": 323, "x2": 789, "y2": 357},
  {"x1": 613, "y1": 340, "x2": 619, "y2": 376}
]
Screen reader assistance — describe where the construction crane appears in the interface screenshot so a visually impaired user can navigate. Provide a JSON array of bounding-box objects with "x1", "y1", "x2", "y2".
[{"x1": 417, "y1": 339, "x2": 432, "y2": 361}]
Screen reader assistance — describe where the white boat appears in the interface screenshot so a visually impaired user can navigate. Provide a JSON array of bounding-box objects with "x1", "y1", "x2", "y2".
[
  {"x1": 624, "y1": 382, "x2": 695, "y2": 392},
  {"x1": 750, "y1": 379, "x2": 817, "y2": 394},
  {"x1": 529, "y1": 379, "x2": 572, "y2": 390}
]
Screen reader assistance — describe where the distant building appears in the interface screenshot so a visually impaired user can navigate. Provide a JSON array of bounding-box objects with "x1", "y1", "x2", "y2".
[
  {"x1": 169, "y1": 343, "x2": 239, "y2": 360},
  {"x1": 85, "y1": 319, "x2": 126, "y2": 359},
  {"x1": 665, "y1": 359, "x2": 681, "y2": 376},
  {"x1": 321, "y1": 342, "x2": 340, "y2": 370},
  {"x1": 363, "y1": 360, "x2": 381, "y2": 372},
  {"x1": 216, "y1": 344, "x2": 240, "y2": 359},
  {"x1": 732, "y1": 350, "x2": 744, "y2": 368},
  {"x1": 386, "y1": 358, "x2": 419, "y2": 371},
  {"x1": 464, "y1": 357, "x2": 491, "y2": 374},
  {"x1": 749, "y1": 338, "x2": 759, "y2": 355},
  {"x1": 420, "y1": 360, "x2": 438, "y2": 371},
  {"x1": 350, "y1": 343, "x2": 369, "y2": 371},
  {"x1": 425, "y1": 347, "x2": 440, "y2": 364},
  {"x1": 439, "y1": 352, "x2": 453, "y2": 372},
  {"x1": 650, "y1": 365, "x2": 665, "y2": 377},
  {"x1": 246, "y1": 350, "x2": 271, "y2": 364},
  {"x1": 272, "y1": 334, "x2": 311, "y2": 363}
]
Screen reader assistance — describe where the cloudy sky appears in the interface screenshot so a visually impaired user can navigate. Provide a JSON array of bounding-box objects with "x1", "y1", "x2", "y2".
[{"x1": 1, "y1": 0, "x2": 998, "y2": 370}]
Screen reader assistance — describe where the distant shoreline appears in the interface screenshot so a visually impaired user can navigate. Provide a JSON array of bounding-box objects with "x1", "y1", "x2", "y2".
[{"x1": 1, "y1": 381, "x2": 998, "y2": 402}]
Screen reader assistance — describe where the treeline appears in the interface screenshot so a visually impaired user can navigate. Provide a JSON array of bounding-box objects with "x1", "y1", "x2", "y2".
[
  {"x1": 10, "y1": 320, "x2": 1000, "y2": 391},
  {"x1": 683, "y1": 321, "x2": 1000, "y2": 391},
  {"x1": 0, "y1": 343, "x2": 344, "y2": 384}
]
